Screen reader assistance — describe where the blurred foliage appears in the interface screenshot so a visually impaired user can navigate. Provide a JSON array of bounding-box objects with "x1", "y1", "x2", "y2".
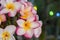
[{"x1": 33, "y1": 0, "x2": 60, "y2": 40}]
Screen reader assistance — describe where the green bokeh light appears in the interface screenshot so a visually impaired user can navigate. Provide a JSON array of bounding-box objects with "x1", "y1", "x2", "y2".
[{"x1": 49, "y1": 11, "x2": 54, "y2": 16}]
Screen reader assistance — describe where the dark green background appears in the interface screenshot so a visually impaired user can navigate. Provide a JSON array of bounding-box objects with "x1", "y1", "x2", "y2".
[{"x1": 29, "y1": 0, "x2": 60, "y2": 40}]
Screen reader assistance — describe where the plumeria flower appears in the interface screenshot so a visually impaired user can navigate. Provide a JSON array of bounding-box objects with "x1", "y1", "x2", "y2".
[
  {"x1": 16, "y1": 19, "x2": 42, "y2": 38},
  {"x1": 0, "y1": 14, "x2": 6, "y2": 24},
  {"x1": 0, "y1": 25, "x2": 16, "y2": 40},
  {"x1": 20, "y1": 10, "x2": 37, "y2": 22},
  {"x1": 0, "y1": 0, "x2": 22, "y2": 17},
  {"x1": 20, "y1": 2, "x2": 37, "y2": 20},
  {"x1": 20, "y1": 6, "x2": 35, "y2": 20}
]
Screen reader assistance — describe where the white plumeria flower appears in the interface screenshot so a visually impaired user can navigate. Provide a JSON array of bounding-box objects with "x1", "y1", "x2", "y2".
[
  {"x1": 0, "y1": 25, "x2": 16, "y2": 40},
  {"x1": 0, "y1": 0, "x2": 22, "y2": 17},
  {"x1": 16, "y1": 19, "x2": 42, "y2": 38}
]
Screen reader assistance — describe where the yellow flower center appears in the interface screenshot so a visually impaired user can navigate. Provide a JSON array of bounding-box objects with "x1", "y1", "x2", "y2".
[
  {"x1": 2, "y1": 31, "x2": 10, "y2": 40},
  {"x1": 6, "y1": 3, "x2": 15, "y2": 11},
  {"x1": 21, "y1": 14, "x2": 28, "y2": 19},
  {"x1": 23, "y1": 21, "x2": 31, "y2": 31},
  {"x1": 0, "y1": 15, "x2": 3, "y2": 22}
]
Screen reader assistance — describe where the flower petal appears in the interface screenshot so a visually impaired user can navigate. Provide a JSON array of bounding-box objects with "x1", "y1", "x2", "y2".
[
  {"x1": 14, "y1": 2, "x2": 22, "y2": 11},
  {"x1": 16, "y1": 28, "x2": 25, "y2": 35},
  {"x1": 5, "y1": 25, "x2": 16, "y2": 34},
  {"x1": 8, "y1": 11, "x2": 16, "y2": 17},
  {"x1": 17, "y1": 19, "x2": 25, "y2": 28},
  {"x1": 20, "y1": 0, "x2": 27, "y2": 3},
  {"x1": 1, "y1": 14, "x2": 6, "y2": 22},
  {"x1": 33, "y1": 27, "x2": 42, "y2": 38},
  {"x1": 23, "y1": 0, "x2": 27, "y2": 2},
  {"x1": 27, "y1": 2, "x2": 33, "y2": 6},
  {"x1": 24, "y1": 29, "x2": 33, "y2": 38},
  {"x1": 20, "y1": 1, "x2": 28, "y2": 8},
  {"x1": 9, "y1": 35, "x2": 15, "y2": 40},
  {"x1": 31, "y1": 22, "x2": 40, "y2": 28},
  {"x1": 39, "y1": 21, "x2": 43, "y2": 27},
  {"x1": 6, "y1": 0, "x2": 15, "y2": 3},
  {"x1": 0, "y1": 8, "x2": 9, "y2": 14},
  {"x1": 0, "y1": 28, "x2": 3, "y2": 38},
  {"x1": 0, "y1": 28, "x2": 3, "y2": 34},
  {"x1": 27, "y1": 15, "x2": 35, "y2": 22},
  {"x1": 0, "y1": 38, "x2": 2, "y2": 40},
  {"x1": 32, "y1": 9, "x2": 37, "y2": 15},
  {"x1": 0, "y1": 0, "x2": 6, "y2": 6},
  {"x1": 34, "y1": 15, "x2": 39, "y2": 21},
  {"x1": 36, "y1": 15, "x2": 39, "y2": 20}
]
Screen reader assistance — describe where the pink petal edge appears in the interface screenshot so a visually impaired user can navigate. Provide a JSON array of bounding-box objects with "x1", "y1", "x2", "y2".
[{"x1": 24, "y1": 33, "x2": 33, "y2": 38}]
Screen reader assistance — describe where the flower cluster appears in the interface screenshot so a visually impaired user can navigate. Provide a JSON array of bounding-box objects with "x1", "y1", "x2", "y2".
[{"x1": 0, "y1": 0, "x2": 42, "y2": 40}]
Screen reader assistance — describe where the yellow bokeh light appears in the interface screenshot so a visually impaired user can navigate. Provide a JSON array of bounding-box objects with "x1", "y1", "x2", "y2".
[{"x1": 34, "y1": 6, "x2": 37, "y2": 10}]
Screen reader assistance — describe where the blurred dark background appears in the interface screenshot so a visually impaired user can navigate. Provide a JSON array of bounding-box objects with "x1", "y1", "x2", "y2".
[{"x1": 28, "y1": 0, "x2": 60, "y2": 40}]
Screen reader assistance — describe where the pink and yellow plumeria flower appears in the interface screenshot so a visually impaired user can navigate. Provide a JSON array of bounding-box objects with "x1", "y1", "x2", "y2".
[
  {"x1": 20, "y1": 6, "x2": 36, "y2": 21},
  {"x1": 0, "y1": 25, "x2": 16, "y2": 40},
  {"x1": 19, "y1": 2, "x2": 37, "y2": 20},
  {"x1": 20, "y1": 8, "x2": 38, "y2": 22},
  {"x1": 0, "y1": 0, "x2": 22, "y2": 17},
  {"x1": 16, "y1": 19, "x2": 42, "y2": 38},
  {"x1": 0, "y1": 14, "x2": 6, "y2": 24}
]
